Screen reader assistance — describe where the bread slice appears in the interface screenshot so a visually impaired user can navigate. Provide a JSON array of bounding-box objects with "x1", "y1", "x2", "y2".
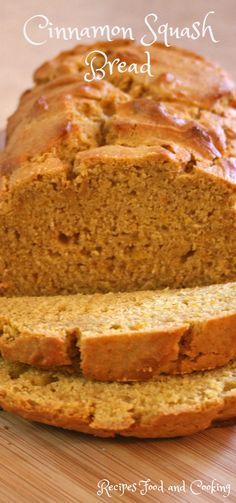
[
  {"x1": 0, "y1": 282, "x2": 235, "y2": 381},
  {"x1": 0, "y1": 358, "x2": 235, "y2": 438},
  {"x1": 0, "y1": 41, "x2": 236, "y2": 297}
]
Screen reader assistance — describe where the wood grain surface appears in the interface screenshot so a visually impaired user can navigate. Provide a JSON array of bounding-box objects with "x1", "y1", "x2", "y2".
[
  {"x1": 0, "y1": 411, "x2": 235, "y2": 503},
  {"x1": 0, "y1": 2, "x2": 236, "y2": 502}
]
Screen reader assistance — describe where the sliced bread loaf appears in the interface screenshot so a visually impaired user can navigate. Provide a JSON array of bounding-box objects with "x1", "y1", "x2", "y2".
[
  {"x1": 0, "y1": 41, "x2": 236, "y2": 296},
  {"x1": 0, "y1": 358, "x2": 235, "y2": 438},
  {"x1": 0, "y1": 282, "x2": 235, "y2": 381}
]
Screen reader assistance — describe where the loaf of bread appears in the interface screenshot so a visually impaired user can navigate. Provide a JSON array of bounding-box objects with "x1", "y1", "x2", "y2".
[
  {"x1": 0, "y1": 357, "x2": 235, "y2": 438},
  {"x1": 0, "y1": 282, "x2": 235, "y2": 381},
  {"x1": 0, "y1": 41, "x2": 236, "y2": 438},
  {"x1": 0, "y1": 40, "x2": 236, "y2": 296}
]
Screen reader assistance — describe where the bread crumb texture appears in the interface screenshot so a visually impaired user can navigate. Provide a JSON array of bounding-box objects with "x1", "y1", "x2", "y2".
[
  {"x1": 0, "y1": 40, "x2": 236, "y2": 296},
  {"x1": 0, "y1": 282, "x2": 235, "y2": 381},
  {"x1": 0, "y1": 357, "x2": 236, "y2": 437}
]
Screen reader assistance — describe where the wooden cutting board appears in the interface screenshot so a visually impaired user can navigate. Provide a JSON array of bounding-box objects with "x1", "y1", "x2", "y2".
[{"x1": 0, "y1": 412, "x2": 235, "y2": 503}]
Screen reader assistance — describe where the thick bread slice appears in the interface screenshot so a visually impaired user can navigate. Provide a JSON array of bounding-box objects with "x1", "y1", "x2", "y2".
[
  {"x1": 0, "y1": 358, "x2": 235, "y2": 438},
  {"x1": 0, "y1": 282, "x2": 235, "y2": 381}
]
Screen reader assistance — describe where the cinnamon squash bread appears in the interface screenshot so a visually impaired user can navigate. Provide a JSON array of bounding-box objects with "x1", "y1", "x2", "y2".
[
  {"x1": 0, "y1": 41, "x2": 236, "y2": 295},
  {"x1": 0, "y1": 282, "x2": 235, "y2": 381},
  {"x1": 0, "y1": 357, "x2": 235, "y2": 438}
]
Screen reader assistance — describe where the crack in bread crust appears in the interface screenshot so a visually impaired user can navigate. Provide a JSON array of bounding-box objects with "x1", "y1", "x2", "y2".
[
  {"x1": 0, "y1": 40, "x2": 235, "y2": 297},
  {"x1": 0, "y1": 282, "x2": 235, "y2": 381}
]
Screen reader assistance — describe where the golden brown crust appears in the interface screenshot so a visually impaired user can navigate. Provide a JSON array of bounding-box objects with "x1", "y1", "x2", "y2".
[
  {"x1": 1, "y1": 40, "x2": 236, "y2": 186},
  {"x1": 81, "y1": 313, "x2": 236, "y2": 380},
  {"x1": 0, "y1": 331, "x2": 74, "y2": 367},
  {"x1": 0, "y1": 41, "x2": 236, "y2": 298},
  {"x1": 34, "y1": 40, "x2": 235, "y2": 108},
  {"x1": 106, "y1": 99, "x2": 221, "y2": 159},
  {"x1": 0, "y1": 358, "x2": 236, "y2": 438},
  {"x1": 0, "y1": 401, "x2": 229, "y2": 438},
  {"x1": 0, "y1": 284, "x2": 236, "y2": 381},
  {"x1": 1, "y1": 76, "x2": 128, "y2": 177}
]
